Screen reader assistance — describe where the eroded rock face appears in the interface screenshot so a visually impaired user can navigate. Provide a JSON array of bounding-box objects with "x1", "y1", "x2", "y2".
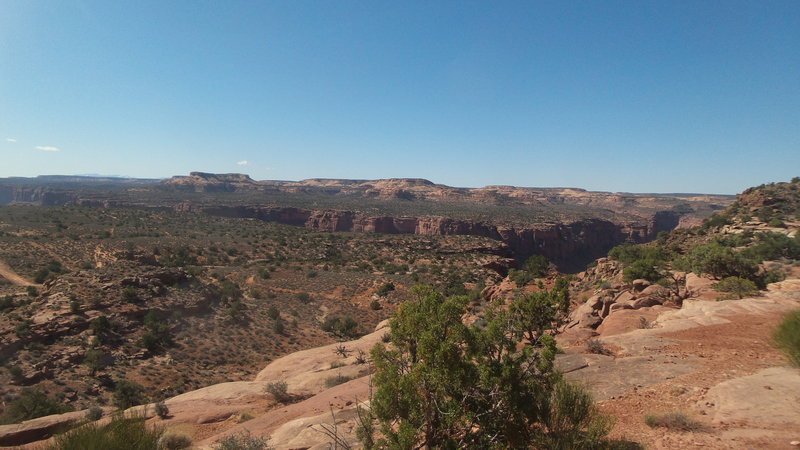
[{"x1": 178, "y1": 205, "x2": 663, "y2": 270}]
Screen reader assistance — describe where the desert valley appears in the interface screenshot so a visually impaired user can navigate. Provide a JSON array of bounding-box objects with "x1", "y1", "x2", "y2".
[{"x1": 0, "y1": 174, "x2": 798, "y2": 449}]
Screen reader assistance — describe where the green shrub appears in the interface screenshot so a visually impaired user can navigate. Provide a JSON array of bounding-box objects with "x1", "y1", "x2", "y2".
[
  {"x1": 138, "y1": 312, "x2": 173, "y2": 351},
  {"x1": 376, "y1": 282, "x2": 395, "y2": 297},
  {"x1": 121, "y1": 287, "x2": 139, "y2": 302},
  {"x1": 743, "y1": 231, "x2": 800, "y2": 261},
  {"x1": 712, "y1": 276, "x2": 759, "y2": 299},
  {"x1": 113, "y1": 380, "x2": 146, "y2": 410},
  {"x1": 273, "y1": 317, "x2": 285, "y2": 334},
  {"x1": 266, "y1": 306, "x2": 279, "y2": 320},
  {"x1": 7, "y1": 364, "x2": 24, "y2": 383},
  {"x1": 774, "y1": 310, "x2": 800, "y2": 367},
  {"x1": 48, "y1": 414, "x2": 163, "y2": 450},
  {"x1": 34, "y1": 268, "x2": 51, "y2": 284},
  {"x1": 155, "y1": 401, "x2": 169, "y2": 419},
  {"x1": 212, "y1": 431, "x2": 271, "y2": 450},
  {"x1": 1, "y1": 388, "x2": 72, "y2": 424},
  {"x1": 609, "y1": 244, "x2": 667, "y2": 265},
  {"x1": 0, "y1": 295, "x2": 15, "y2": 311},
  {"x1": 367, "y1": 284, "x2": 614, "y2": 449},
  {"x1": 623, "y1": 259, "x2": 663, "y2": 283},
  {"x1": 324, "y1": 374, "x2": 354, "y2": 388},
  {"x1": 85, "y1": 406, "x2": 103, "y2": 421},
  {"x1": 701, "y1": 213, "x2": 731, "y2": 230},
  {"x1": 320, "y1": 316, "x2": 360, "y2": 338},
  {"x1": 264, "y1": 381, "x2": 290, "y2": 403},
  {"x1": 764, "y1": 269, "x2": 787, "y2": 285},
  {"x1": 644, "y1": 412, "x2": 704, "y2": 431},
  {"x1": 586, "y1": 339, "x2": 613, "y2": 356},
  {"x1": 682, "y1": 243, "x2": 759, "y2": 280},
  {"x1": 522, "y1": 254, "x2": 550, "y2": 278},
  {"x1": 767, "y1": 218, "x2": 786, "y2": 228},
  {"x1": 83, "y1": 349, "x2": 105, "y2": 376},
  {"x1": 159, "y1": 433, "x2": 192, "y2": 449}
]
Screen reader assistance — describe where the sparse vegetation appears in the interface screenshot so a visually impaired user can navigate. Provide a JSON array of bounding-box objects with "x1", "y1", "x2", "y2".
[
  {"x1": 155, "y1": 401, "x2": 169, "y2": 419},
  {"x1": 113, "y1": 379, "x2": 146, "y2": 410},
  {"x1": 586, "y1": 339, "x2": 613, "y2": 356},
  {"x1": 85, "y1": 406, "x2": 103, "y2": 421},
  {"x1": 0, "y1": 388, "x2": 72, "y2": 424},
  {"x1": 264, "y1": 381, "x2": 291, "y2": 403},
  {"x1": 713, "y1": 276, "x2": 759, "y2": 299},
  {"x1": 48, "y1": 414, "x2": 164, "y2": 450},
  {"x1": 324, "y1": 374, "x2": 354, "y2": 388},
  {"x1": 644, "y1": 412, "x2": 705, "y2": 432},
  {"x1": 212, "y1": 431, "x2": 271, "y2": 450},
  {"x1": 774, "y1": 310, "x2": 800, "y2": 367}
]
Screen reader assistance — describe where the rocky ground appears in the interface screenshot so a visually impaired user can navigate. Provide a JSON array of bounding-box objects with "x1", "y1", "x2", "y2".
[
  {"x1": 563, "y1": 277, "x2": 800, "y2": 449},
  {"x1": 3, "y1": 272, "x2": 798, "y2": 449}
]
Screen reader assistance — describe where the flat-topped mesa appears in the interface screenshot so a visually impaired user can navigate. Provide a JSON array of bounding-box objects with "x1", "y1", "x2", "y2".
[
  {"x1": 188, "y1": 172, "x2": 254, "y2": 182},
  {"x1": 163, "y1": 172, "x2": 259, "y2": 192}
]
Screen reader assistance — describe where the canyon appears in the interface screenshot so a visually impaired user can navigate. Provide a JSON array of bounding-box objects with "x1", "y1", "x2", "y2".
[{"x1": 0, "y1": 173, "x2": 733, "y2": 270}]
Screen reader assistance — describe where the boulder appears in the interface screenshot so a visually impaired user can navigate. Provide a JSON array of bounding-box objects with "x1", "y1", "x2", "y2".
[
  {"x1": 632, "y1": 279, "x2": 651, "y2": 292},
  {"x1": 685, "y1": 272, "x2": 714, "y2": 294},
  {"x1": 631, "y1": 296, "x2": 662, "y2": 309},
  {"x1": 640, "y1": 284, "x2": 669, "y2": 297},
  {"x1": 609, "y1": 302, "x2": 634, "y2": 313},
  {"x1": 586, "y1": 295, "x2": 603, "y2": 310},
  {"x1": 0, "y1": 410, "x2": 89, "y2": 446},
  {"x1": 575, "y1": 312, "x2": 603, "y2": 329}
]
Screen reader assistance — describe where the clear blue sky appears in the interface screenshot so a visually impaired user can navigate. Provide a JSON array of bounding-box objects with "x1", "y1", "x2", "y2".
[{"x1": 1, "y1": 1, "x2": 798, "y2": 194}]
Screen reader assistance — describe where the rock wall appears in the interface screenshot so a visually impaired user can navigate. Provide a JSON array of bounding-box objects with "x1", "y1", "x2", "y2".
[
  {"x1": 0, "y1": 186, "x2": 77, "y2": 206},
  {"x1": 184, "y1": 205, "x2": 668, "y2": 271}
]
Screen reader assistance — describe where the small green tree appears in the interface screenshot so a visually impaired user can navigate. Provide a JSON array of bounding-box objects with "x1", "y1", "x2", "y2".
[
  {"x1": 682, "y1": 243, "x2": 758, "y2": 280},
  {"x1": 84, "y1": 349, "x2": 105, "y2": 376},
  {"x1": 623, "y1": 259, "x2": 664, "y2": 283},
  {"x1": 508, "y1": 281, "x2": 569, "y2": 344},
  {"x1": 113, "y1": 380, "x2": 146, "y2": 409},
  {"x1": 713, "y1": 276, "x2": 759, "y2": 299},
  {"x1": 2, "y1": 388, "x2": 72, "y2": 424},
  {"x1": 523, "y1": 254, "x2": 550, "y2": 278},
  {"x1": 367, "y1": 285, "x2": 613, "y2": 448},
  {"x1": 138, "y1": 311, "x2": 172, "y2": 351}
]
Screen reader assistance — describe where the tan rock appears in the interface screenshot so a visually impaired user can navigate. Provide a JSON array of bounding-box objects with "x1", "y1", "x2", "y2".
[
  {"x1": 631, "y1": 296, "x2": 662, "y2": 309},
  {"x1": 632, "y1": 279, "x2": 651, "y2": 292},
  {"x1": 685, "y1": 273, "x2": 715, "y2": 295}
]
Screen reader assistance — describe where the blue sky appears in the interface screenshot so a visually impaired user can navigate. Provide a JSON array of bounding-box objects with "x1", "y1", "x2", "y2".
[{"x1": 1, "y1": 1, "x2": 798, "y2": 194}]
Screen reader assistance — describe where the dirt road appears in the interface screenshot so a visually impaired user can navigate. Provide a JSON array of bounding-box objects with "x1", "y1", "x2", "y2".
[{"x1": 0, "y1": 260, "x2": 36, "y2": 286}]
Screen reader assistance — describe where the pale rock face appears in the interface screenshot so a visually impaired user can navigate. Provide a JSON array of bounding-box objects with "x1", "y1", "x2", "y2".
[{"x1": 685, "y1": 272, "x2": 715, "y2": 294}]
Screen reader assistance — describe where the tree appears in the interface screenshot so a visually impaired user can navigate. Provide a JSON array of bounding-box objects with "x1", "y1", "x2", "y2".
[
  {"x1": 508, "y1": 279, "x2": 569, "y2": 344},
  {"x1": 713, "y1": 276, "x2": 759, "y2": 299},
  {"x1": 682, "y1": 243, "x2": 758, "y2": 281},
  {"x1": 523, "y1": 254, "x2": 550, "y2": 278},
  {"x1": 138, "y1": 311, "x2": 173, "y2": 351},
  {"x1": 84, "y1": 349, "x2": 105, "y2": 376},
  {"x1": 622, "y1": 259, "x2": 663, "y2": 283},
  {"x1": 113, "y1": 379, "x2": 146, "y2": 409},
  {"x1": 366, "y1": 285, "x2": 613, "y2": 449},
  {"x1": 1, "y1": 388, "x2": 71, "y2": 423}
]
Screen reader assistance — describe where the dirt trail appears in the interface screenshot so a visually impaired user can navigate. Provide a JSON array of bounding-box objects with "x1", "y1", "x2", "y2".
[{"x1": 0, "y1": 260, "x2": 36, "y2": 286}]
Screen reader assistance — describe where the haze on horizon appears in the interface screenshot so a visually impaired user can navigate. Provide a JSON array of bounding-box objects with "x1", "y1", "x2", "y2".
[{"x1": 1, "y1": 1, "x2": 798, "y2": 195}]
